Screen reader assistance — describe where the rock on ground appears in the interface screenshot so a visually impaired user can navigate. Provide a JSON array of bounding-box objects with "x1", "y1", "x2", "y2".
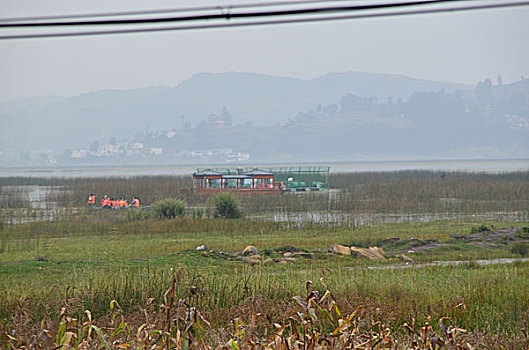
[
  {"x1": 330, "y1": 244, "x2": 387, "y2": 261},
  {"x1": 350, "y1": 246, "x2": 387, "y2": 261},
  {"x1": 245, "y1": 254, "x2": 262, "y2": 265},
  {"x1": 399, "y1": 254, "x2": 415, "y2": 263},
  {"x1": 243, "y1": 245, "x2": 258, "y2": 255},
  {"x1": 330, "y1": 244, "x2": 351, "y2": 255}
]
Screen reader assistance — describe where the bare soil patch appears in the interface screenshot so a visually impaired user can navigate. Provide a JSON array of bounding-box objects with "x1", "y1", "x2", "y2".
[{"x1": 386, "y1": 227, "x2": 529, "y2": 254}]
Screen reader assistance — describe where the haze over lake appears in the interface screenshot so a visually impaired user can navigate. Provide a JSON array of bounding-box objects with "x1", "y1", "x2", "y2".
[{"x1": 1, "y1": 158, "x2": 527, "y2": 178}]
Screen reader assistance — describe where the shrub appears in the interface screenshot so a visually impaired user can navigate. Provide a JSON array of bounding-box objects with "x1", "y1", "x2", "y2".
[
  {"x1": 516, "y1": 228, "x2": 529, "y2": 239},
  {"x1": 214, "y1": 193, "x2": 242, "y2": 219},
  {"x1": 470, "y1": 225, "x2": 490, "y2": 234},
  {"x1": 511, "y1": 242, "x2": 529, "y2": 257},
  {"x1": 152, "y1": 198, "x2": 186, "y2": 219},
  {"x1": 126, "y1": 208, "x2": 150, "y2": 221},
  {"x1": 192, "y1": 207, "x2": 204, "y2": 219}
]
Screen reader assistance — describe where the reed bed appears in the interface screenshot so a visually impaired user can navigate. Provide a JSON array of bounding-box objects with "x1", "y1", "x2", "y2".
[
  {"x1": 2, "y1": 171, "x2": 528, "y2": 217},
  {"x1": 0, "y1": 186, "x2": 30, "y2": 209}
]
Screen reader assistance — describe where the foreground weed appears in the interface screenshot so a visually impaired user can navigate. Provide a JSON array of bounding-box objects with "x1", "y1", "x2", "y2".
[
  {"x1": 1, "y1": 276, "x2": 489, "y2": 349},
  {"x1": 222, "y1": 279, "x2": 470, "y2": 349}
]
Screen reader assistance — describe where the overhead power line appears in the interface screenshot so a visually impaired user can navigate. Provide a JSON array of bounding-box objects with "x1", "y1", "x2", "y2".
[
  {"x1": 0, "y1": 0, "x2": 379, "y2": 23},
  {"x1": 0, "y1": 0, "x2": 527, "y2": 40},
  {"x1": 0, "y1": 0, "x2": 458, "y2": 27}
]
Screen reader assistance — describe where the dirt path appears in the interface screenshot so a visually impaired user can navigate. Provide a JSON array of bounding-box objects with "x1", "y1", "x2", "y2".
[
  {"x1": 367, "y1": 257, "x2": 529, "y2": 270},
  {"x1": 387, "y1": 227, "x2": 529, "y2": 254}
]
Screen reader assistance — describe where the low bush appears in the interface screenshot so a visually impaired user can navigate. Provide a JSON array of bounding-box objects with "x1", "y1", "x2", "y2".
[
  {"x1": 511, "y1": 242, "x2": 529, "y2": 256},
  {"x1": 470, "y1": 225, "x2": 490, "y2": 234},
  {"x1": 214, "y1": 193, "x2": 242, "y2": 219},
  {"x1": 126, "y1": 208, "x2": 150, "y2": 221},
  {"x1": 152, "y1": 198, "x2": 186, "y2": 219}
]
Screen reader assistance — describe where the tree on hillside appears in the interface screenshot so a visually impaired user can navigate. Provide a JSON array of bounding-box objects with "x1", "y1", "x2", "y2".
[
  {"x1": 475, "y1": 79, "x2": 492, "y2": 105},
  {"x1": 89, "y1": 141, "x2": 100, "y2": 152},
  {"x1": 221, "y1": 106, "x2": 233, "y2": 127}
]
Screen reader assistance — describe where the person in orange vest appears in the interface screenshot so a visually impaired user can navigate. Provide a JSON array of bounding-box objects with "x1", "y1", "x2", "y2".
[
  {"x1": 102, "y1": 195, "x2": 111, "y2": 209},
  {"x1": 87, "y1": 193, "x2": 96, "y2": 208},
  {"x1": 131, "y1": 197, "x2": 140, "y2": 208},
  {"x1": 119, "y1": 198, "x2": 128, "y2": 209}
]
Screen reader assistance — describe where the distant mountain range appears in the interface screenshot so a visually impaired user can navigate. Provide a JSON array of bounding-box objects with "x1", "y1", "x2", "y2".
[{"x1": 0, "y1": 71, "x2": 472, "y2": 152}]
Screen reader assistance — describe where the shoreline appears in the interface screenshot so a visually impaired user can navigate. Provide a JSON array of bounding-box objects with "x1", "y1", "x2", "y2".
[{"x1": 1, "y1": 157, "x2": 528, "y2": 178}]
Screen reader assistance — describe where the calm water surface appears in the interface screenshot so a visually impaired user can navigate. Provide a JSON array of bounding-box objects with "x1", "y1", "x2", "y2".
[{"x1": 1, "y1": 159, "x2": 527, "y2": 178}]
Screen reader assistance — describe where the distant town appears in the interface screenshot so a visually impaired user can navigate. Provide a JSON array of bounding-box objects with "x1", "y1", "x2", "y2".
[
  {"x1": 69, "y1": 140, "x2": 250, "y2": 164},
  {"x1": 0, "y1": 109, "x2": 251, "y2": 166},
  {"x1": 65, "y1": 110, "x2": 249, "y2": 165}
]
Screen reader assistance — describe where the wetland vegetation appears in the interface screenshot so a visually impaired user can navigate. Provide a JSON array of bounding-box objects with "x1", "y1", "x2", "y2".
[{"x1": 1, "y1": 170, "x2": 528, "y2": 348}]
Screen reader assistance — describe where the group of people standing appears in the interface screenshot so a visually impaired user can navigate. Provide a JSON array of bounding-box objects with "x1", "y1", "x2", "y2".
[{"x1": 87, "y1": 194, "x2": 140, "y2": 209}]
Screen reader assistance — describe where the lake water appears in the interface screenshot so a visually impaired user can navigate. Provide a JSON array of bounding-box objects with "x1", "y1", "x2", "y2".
[
  {"x1": 1, "y1": 158, "x2": 527, "y2": 178},
  {"x1": 366, "y1": 258, "x2": 529, "y2": 270},
  {"x1": 261, "y1": 210, "x2": 528, "y2": 228}
]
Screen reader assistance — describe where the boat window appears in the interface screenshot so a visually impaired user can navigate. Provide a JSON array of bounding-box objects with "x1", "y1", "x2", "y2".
[
  {"x1": 254, "y1": 177, "x2": 273, "y2": 189},
  {"x1": 242, "y1": 179, "x2": 252, "y2": 188},
  {"x1": 224, "y1": 179, "x2": 238, "y2": 188},
  {"x1": 207, "y1": 178, "x2": 220, "y2": 188}
]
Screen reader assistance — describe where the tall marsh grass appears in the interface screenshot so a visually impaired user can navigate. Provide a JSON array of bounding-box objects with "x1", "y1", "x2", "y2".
[
  {"x1": 2, "y1": 271, "x2": 503, "y2": 349},
  {"x1": 2, "y1": 260, "x2": 529, "y2": 347},
  {"x1": 3, "y1": 171, "x2": 528, "y2": 217}
]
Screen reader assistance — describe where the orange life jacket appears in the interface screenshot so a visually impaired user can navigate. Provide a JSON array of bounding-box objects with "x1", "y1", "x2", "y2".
[
  {"x1": 88, "y1": 195, "x2": 95, "y2": 204},
  {"x1": 132, "y1": 198, "x2": 140, "y2": 207}
]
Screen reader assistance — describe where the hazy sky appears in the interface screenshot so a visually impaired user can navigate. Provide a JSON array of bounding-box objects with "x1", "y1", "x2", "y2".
[{"x1": 1, "y1": 0, "x2": 528, "y2": 103}]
